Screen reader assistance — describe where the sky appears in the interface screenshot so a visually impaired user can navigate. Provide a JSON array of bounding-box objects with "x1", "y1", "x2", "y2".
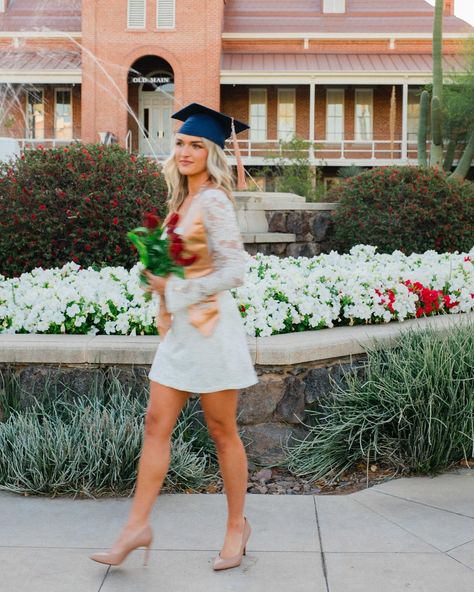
[{"x1": 425, "y1": 0, "x2": 474, "y2": 26}]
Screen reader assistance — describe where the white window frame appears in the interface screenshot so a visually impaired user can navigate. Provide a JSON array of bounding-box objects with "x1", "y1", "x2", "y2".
[
  {"x1": 354, "y1": 88, "x2": 373, "y2": 143},
  {"x1": 26, "y1": 88, "x2": 45, "y2": 140},
  {"x1": 323, "y1": 0, "x2": 345, "y2": 13},
  {"x1": 156, "y1": 0, "x2": 176, "y2": 29},
  {"x1": 249, "y1": 88, "x2": 267, "y2": 142},
  {"x1": 54, "y1": 87, "x2": 73, "y2": 140},
  {"x1": 127, "y1": 0, "x2": 146, "y2": 29},
  {"x1": 326, "y1": 88, "x2": 344, "y2": 143},
  {"x1": 277, "y1": 88, "x2": 296, "y2": 142}
]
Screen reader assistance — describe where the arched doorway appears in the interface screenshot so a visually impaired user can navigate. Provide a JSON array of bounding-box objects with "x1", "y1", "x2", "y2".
[{"x1": 128, "y1": 56, "x2": 174, "y2": 157}]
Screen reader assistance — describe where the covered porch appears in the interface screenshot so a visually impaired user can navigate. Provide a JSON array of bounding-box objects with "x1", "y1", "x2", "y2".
[{"x1": 220, "y1": 52, "x2": 467, "y2": 167}]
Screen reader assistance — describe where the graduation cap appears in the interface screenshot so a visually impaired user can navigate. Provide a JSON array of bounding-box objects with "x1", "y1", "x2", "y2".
[{"x1": 171, "y1": 102, "x2": 249, "y2": 189}]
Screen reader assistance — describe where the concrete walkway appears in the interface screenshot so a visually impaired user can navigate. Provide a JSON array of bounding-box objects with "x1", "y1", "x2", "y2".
[{"x1": 1, "y1": 468, "x2": 473, "y2": 592}]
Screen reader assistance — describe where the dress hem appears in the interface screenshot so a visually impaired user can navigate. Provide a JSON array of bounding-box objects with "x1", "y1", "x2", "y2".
[{"x1": 147, "y1": 375, "x2": 259, "y2": 393}]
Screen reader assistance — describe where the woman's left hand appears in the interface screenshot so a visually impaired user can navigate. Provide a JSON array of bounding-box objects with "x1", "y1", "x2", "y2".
[{"x1": 142, "y1": 270, "x2": 170, "y2": 296}]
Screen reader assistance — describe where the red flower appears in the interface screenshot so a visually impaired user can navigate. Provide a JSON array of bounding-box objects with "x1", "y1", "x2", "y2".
[
  {"x1": 174, "y1": 254, "x2": 198, "y2": 266},
  {"x1": 85, "y1": 244, "x2": 92, "y2": 251},
  {"x1": 167, "y1": 212, "x2": 180, "y2": 230},
  {"x1": 170, "y1": 239, "x2": 184, "y2": 257},
  {"x1": 39, "y1": 204, "x2": 46, "y2": 211},
  {"x1": 143, "y1": 212, "x2": 161, "y2": 230},
  {"x1": 112, "y1": 217, "x2": 119, "y2": 225}
]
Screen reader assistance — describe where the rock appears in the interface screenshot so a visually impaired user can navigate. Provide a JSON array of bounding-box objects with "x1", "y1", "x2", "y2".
[
  {"x1": 304, "y1": 366, "x2": 332, "y2": 404},
  {"x1": 237, "y1": 377, "x2": 284, "y2": 424},
  {"x1": 254, "y1": 468, "x2": 272, "y2": 482},
  {"x1": 311, "y1": 213, "x2": 332, "y2": 241},
  {"x1": 241, "y1": 423, "x2": 308, "y2": 464},
  {"x1": 275, "y1": 375, "x2": 306, "y2": 424},
  {"x1": 286, "y1": 211, "x2": 311, "y2": 240},
  {"x1": 267, "y1": 211, "x2": 288, "y2": 233}
]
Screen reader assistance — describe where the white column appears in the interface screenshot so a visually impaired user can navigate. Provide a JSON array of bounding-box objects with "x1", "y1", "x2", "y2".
[
  {"x1": 402, "y1": 81, "x2": 408, "y2": 162},
  {"x1": 309, "y1": 78, "x2": 315, "y2": 161}
]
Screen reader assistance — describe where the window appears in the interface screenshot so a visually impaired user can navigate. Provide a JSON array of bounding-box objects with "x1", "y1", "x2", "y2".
[
  {"x1": 55, "y1": 89, "x2": 73, "y2": 140},
  {"x1": 26, "y1": 89, "x2": 44, "y2": 139},
  {"x1": 157, "y1": 0, "x2": 175, "y2": 28},
  {"x1": 249, "y1": 89, "x2": 267, "y2": 142},
  {"x1": 277, "y1": 89, "x2": 296, "y2": 142},
  {"x1": 326, "y1": 89, "x2": 344, "y2": 142},
  {"x1": 323, "y1": 0, "x2": 345, "y2": 13},
  {"x1": 355, "y1": 89, "x2": 373, "y2": 142},
  {"x1": 128, "y1": 0, "x2": 146, "y2": 28},
  {"x1": 407, "y1": 88, "x2": 421, "y2": 143}
]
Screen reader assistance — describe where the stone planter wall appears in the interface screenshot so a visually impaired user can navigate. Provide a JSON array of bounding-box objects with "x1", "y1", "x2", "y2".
[
  {"x1": 1, "y1": 312, "x2": 472, "y2": 467},
  {"x1": 0, "y1": 353, "x2": 367, "y2": 467},
  {"x1": 260, "y1": 208, "x2": 335, "y2": 257},
  {"x1": 234, "y1": 191, "x2": 338, "y2": 258}
]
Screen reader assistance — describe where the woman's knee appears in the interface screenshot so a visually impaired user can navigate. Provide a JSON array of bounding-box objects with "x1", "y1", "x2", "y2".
[
  {"x1": 207, "y1": 421, "x2": 240, "y2": 450},
  {"x1": 144, "y1": 409, "x2": 174, "y2": 441}
]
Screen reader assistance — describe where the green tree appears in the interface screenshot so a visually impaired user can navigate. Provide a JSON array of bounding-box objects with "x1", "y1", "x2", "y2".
[{"x1": 262, "y1": 137, "x2": 325, "y2": 202}]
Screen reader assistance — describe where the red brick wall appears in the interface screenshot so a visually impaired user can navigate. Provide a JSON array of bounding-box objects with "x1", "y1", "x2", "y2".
[
  {"x1": 221, "y1": 84, "x2": 404, "y2": 144},
  {"x1": 81, "y1": 0, "x2": 225, "y2": 144}
]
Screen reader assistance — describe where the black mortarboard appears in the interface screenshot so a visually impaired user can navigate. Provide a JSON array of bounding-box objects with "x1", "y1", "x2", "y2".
[{"x1": 171, "y1": 102, "x2": 250, "y2": 149}]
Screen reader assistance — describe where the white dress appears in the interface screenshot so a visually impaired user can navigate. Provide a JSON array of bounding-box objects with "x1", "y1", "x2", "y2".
[{"x1": 148, "y1": 188, "x2": 259, "y2": 393}]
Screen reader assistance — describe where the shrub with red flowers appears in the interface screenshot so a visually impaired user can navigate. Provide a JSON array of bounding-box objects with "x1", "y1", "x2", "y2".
[
  {"x1": 0, "y1": 143, "x2": 168, "y2": 277},
  {"x1": 327, "y1": 165, "x2": 474, "y2": 255}
]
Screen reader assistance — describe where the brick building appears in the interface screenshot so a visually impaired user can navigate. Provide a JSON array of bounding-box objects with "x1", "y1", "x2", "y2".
[{"x1": 0, "y1": 0, "x2": 472, "y2": 183}]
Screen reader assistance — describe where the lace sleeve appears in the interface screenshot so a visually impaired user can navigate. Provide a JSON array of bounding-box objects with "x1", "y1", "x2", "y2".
[{"x1": 164, "y1": 189, "x2": 246, "y2": 313}]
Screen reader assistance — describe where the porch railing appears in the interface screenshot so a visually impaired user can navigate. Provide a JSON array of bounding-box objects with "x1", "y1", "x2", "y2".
[{"x1": 230, "y1": 139, "x2": 428, "y2": 161}]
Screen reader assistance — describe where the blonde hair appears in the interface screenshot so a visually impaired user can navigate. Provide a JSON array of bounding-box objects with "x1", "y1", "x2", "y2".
[{"x1": 162, "y1": 135, "x2": 236, "y2": 215}]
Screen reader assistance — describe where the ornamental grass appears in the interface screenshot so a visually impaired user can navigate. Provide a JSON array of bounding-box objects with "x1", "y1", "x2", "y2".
[
  {"x1": 283, "y1": 321, "x2": 474, "y2": 481},
  {"x1": 0, "y1": 368, "x2": 219, "y2": 497}
]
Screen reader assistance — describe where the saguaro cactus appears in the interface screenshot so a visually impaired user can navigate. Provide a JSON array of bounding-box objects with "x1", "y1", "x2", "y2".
[
  {"x1": 451, "y1": 129, "x2": 474, "y2": 180},
  {"x1": 418, "y1": 90, "x2": 430, "y2": 166},
  {"x1": 432, "y1": 0, "x2": 443, "y2": 107},
  {"x1": 430, "y1": 95, "x2": 444, "y2": 166}
]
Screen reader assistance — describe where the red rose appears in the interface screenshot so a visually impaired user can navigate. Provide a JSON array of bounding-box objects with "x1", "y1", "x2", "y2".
[
  {"x1": 167, "y1": 212, "x2": 180, "y2": 229},
  {"x1": 39, "y1": 204, "x2": 46, "y2": 210},
  {"x1": 112, "y1": 217, "x2": 119, "y2": 225},
  {"x1": 143, "y1": 212, "x2": 161, "y2": 229},
  {"x1": 171, "y1": 240, "x2": 185, "y2": 256}
]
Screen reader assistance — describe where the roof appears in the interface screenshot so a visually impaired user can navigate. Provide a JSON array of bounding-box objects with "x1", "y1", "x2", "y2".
[
  {"x1": 0, "y1": 49, "x2": 81, "y2": 71},
  {"x1": 223, "y1": 0, "x2": 474, "y2": 34},
  {"x1": 221, "y1": 52, "x2": 468, "y2": 73},
  {"x1": 0, "y1": 0, "x2": 81, "y2": 32}
]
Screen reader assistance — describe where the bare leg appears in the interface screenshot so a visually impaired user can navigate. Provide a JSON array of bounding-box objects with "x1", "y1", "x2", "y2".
[
  {"x1": 110, "y1": 381, "x2": 190, "y2": 550},
  {"x1": 200, "y1": 389, "x2": 248, "y2": 558}
]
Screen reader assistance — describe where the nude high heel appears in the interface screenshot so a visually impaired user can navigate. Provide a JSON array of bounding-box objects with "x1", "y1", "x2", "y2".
[
  {"x1": 212, "y1": 516, "x2": 251, "y2": 571},
  {"x1": 89, "y1": 524, "x2": 153, "y2": 567}
]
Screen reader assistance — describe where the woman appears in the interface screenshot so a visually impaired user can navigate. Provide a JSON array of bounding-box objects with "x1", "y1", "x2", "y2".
[{"x1": 90, "y1": 103, "x2": 258, "y2": 571}]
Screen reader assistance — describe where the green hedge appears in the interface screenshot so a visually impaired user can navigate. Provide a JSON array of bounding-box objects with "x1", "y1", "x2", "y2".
[
  {"x1": 0, "y1": 144, "x2": 168, "y2": 277},
  {"x1": 328, "y1": 165, "x2": 474, "y2": 255}
]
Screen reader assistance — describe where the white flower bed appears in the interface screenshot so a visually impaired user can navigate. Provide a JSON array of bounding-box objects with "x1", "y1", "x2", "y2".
[{"x1": 1, "y1": 244, "x2": 473, "y2": 337}]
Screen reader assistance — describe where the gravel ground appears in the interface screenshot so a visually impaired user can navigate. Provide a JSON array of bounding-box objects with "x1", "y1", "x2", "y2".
[{"x1": 171, "y1": 458, "x2": 474, "y2": 496}]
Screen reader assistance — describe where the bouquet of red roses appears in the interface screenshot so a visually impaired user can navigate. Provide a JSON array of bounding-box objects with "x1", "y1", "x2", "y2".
[{"x1": 127, "y1": 211, "x2": 197, "y2": 301}]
